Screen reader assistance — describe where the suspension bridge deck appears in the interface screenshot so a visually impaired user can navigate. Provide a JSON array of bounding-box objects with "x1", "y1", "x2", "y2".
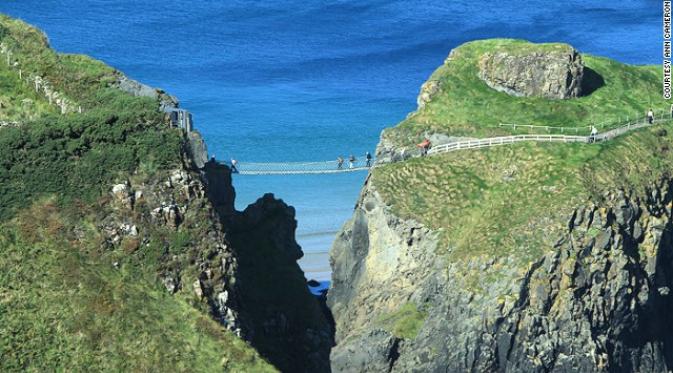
[
  {"x1": 232, "y1": 114, "x2": 668, "y2": 176},
  {"x1": 237, "y1": 167, "x2": 372, "y2": 175}
]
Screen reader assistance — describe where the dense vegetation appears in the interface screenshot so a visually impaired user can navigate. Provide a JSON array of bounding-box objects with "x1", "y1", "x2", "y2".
[
  {"x1": 0, "y1": 15, "x2": 182, "y2": 220},
  {"x1": 0, "y1": 15, "x2": 276, "y2": 372},
  {"x1": 385, "y1": 39, "x2": 668, "y2": 146}
]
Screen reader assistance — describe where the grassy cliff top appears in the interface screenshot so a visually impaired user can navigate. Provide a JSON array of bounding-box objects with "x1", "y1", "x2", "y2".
[
  {"x1": 0, "y1": 14, "x2": 120, "y2": 116},
  {"x1": 384, "y1": 39, "x2": 666, "y2": 146},
  {"x1": 0, "y1": 14, "x2": 182, "y2": 220},
  {"x1": 0, "y1": 15, "x2": 277, "y2": 372},
  {"x1": 372, "y1": 39, "x2": 673, "y2": 288}
]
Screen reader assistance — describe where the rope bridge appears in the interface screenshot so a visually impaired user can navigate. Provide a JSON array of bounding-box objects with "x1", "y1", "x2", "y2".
[
  {"x1": 233, "y1": 158, "x2": 373, "y2": 175},
  {"x1": 231, "y1": 112, "x2": 669, "y2": 176}
]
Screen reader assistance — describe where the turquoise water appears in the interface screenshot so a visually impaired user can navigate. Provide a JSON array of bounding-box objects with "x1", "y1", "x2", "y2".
[{"x1": 0, "y1": 1, "x2": 660, "y2": 280}]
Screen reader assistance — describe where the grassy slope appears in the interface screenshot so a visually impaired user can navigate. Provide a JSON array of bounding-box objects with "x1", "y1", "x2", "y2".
[
  {"x1": 0, "y1": 203, "x2": 274, "y2": 372},
  {"x1": 0, "y1": 15, "x2": 276, "y2": 371},
  {"x1": 0, "y1": 62, "x2": 55, "y2": 121},
  {"x1": 385, "y1": 39, "x2": 666, "y2": 145},
  {"x1": 373, "y1": 39, "x2": 672, "y2": 290}
]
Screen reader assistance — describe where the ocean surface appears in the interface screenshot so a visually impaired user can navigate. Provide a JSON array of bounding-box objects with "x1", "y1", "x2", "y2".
[{"x1": 0, "y1": 0, "x2": 660, "y2": 281}]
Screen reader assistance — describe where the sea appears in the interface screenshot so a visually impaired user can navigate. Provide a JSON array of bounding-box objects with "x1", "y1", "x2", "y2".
[{"x1": 0, "y1": 0, "x2": 661, "y2": 282}]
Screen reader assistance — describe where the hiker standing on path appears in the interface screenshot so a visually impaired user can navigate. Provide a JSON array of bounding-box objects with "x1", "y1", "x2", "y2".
[
  {"x1": 337, "y1": 156, "x2": 344, "y2": 169},
  {"x1": 590, "y1": 126, "x2": 598, "y2": 143},
  {"x1": 647, "y1": 108, "x2": 654, "y2": 124},
  {"x1": 365, "y1": 152, "x2": 372, "y2": 167},
  {"x1": 231, "y1": 158, "x2": 239, "y2": 173},
  {"x1": 417, "y1": 138, "x2": 431, "y2": 157},
  {"x1": 349, "y1": 155, "x2": 356, "y2": 169}
]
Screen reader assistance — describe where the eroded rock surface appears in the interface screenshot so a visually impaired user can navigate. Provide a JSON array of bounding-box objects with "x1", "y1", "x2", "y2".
[
  {"x1": 478, "y1": 46, "x2": 584, "y2": 100},
  {"x1": 328, "y1": 176, "x2": 673, "y2": 372},
  {"x1": 101, "y1": 143, "x2": 331, "y2": 372}
]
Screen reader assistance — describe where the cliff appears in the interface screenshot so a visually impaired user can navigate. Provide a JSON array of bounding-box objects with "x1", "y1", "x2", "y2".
[
  {"x1": 0, "y1": 14, "x2": 331, "y2": 372},
  {"x1": 328, "y1": 40, "x2": 673, "y2": 372}
]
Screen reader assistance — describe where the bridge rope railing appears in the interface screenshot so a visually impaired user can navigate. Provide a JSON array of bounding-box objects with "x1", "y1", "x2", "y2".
[
  {"x1": 232, "y1": 112, "x2": 671, "y2": 175},
  {"x1": 233, "y1": 157, "x2": 374, "y2": 175}
]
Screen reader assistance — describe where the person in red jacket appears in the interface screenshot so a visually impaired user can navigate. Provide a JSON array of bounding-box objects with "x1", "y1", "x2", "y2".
[{"x1": 417, "y1": 138, "x2": 431, "y2": 156}]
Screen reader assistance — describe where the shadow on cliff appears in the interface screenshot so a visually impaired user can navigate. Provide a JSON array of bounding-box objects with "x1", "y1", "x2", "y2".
[
  {"x1": 202, "y1": 160, "x2": 334, "y2": 373},
  {"x1": 581, "y1": 67, "x2": 605, "y2": 96},
  {"x1": 617, "y1": 186, "x2": 673, "y2": 372}
]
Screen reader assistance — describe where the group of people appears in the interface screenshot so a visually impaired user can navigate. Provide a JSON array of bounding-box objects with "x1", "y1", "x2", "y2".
[
  {"x1": 337, "y1": 152, "x2": 373, "y2": 169},
  {"x1": 230, "y1": 108, "x2": 670, "y2": 174}
]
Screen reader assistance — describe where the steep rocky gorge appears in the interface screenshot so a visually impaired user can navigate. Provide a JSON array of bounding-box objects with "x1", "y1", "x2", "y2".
[
  {"x1": 329, "y1": 173, "x2": 673, "y2": 372},
  {"x1": 94, "y1": 73, "x2": 333, "y2": 371},
  {"x1": 103, "y1": 138, "x2": 333, "y2": 372}
]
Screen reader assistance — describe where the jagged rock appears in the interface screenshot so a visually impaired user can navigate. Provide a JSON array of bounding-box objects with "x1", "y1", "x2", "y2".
[
  {"x1": 330, "y1": 330, "x2": 400, "y2": 373},
  {"x1": 478, "y1": 45, "x2": 585, "y2": 99},
  {"x1": 187, "y1": 131, "x2": 209, "y2": 169},
  {"x1": 111, "y1": 183, "x2": 134, "y2": 209},
  {"x1": 237, "y1": 193, "x2": 303, "y2": 261},
  {"x1": 329, "y1": 175, "x2": 673, "y2": 372},
  {"x1": 163, "y1": 276, "x2": 179, "y2": 294},
  {"x1": 417, "y1": 80, "x2": 440, "y2": 109},
  {"x1": 151, "y1": 205, "x2": 181, "y2": 229},
  {"x1": 193, "y1": 279, "x2": 204, "y2": 299},
  {"x1": 227, "y1": 192, "x2": 334, "y2": 372}
]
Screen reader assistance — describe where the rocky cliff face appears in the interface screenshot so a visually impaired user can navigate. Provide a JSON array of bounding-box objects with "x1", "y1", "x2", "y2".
[
  {"x1": 103, "y1": 131, "x2": 331, "y2": 371},
  {"x1": 328, "y1": 174, "x2": 673, "y2": 372},
  {"x1": 478, "y1": 45, "x2": 584, "y2": 99}
]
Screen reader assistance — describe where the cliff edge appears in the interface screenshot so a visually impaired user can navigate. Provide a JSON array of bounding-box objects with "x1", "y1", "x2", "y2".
[
  {"x1": 329, "y1": 40, "x2": 673, "y2": 372},
  {"x1": 0, "y1": 14, "x2": 331, "y2": 373}
]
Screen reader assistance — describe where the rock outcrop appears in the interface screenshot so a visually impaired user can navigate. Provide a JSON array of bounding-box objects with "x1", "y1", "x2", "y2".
[
  {"x1": 328, "y1": 172, "x2": 673, "y2": 372},
  {"x1": 478, "y1": 45, "x2": 584, "y2": 100},
  {"x1": 114, "y1": 74, "x2": 178, "y2": 111},
  {"x1": 101, "y1": 145, "x2": 332, "y2": 372},
  {"x1": 228, "y1": 193, "x2": 334, "y2": 373}
]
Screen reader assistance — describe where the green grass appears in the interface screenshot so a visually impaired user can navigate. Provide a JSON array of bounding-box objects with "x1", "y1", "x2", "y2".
[
  {"x1": 0, "y1": 15, "x2": 280, "y2": 372},
  {"x1": 374, "y1": 122, "x2": 673, "y2": 269},
  {"x1": 0, "y1": 14, "x2": 118, "y2": 110},
  {"x1": 371, "y1": 39, "x2": 673, "y2": 292},
  {"x1": 385, "y1": 39, "x2": 667, "y2": 146},
  {"x1": 0, "y1": 15, "x2": 183, "y2": 220},
  {"x1": 0, "y1": 203, "x2": 276, "y2": 373},
  {"x1": 0, "y1": 62, "x2": 55, "y2": 121},
  {"x1": 377, "y1": 303, "x2": 427, "y2": 340}
]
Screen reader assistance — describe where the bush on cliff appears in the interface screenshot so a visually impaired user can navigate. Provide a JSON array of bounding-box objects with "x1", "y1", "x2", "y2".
[{"x1": 0, "y1": 14, "x2": 182, "y2": 220}]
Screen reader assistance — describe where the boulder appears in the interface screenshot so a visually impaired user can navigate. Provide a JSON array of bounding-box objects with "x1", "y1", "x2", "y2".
[
  {"x1": 111, "y1": 183, "x2": 134, "y2": 209},
  {"x1": 478, "y1": 45, "x2": 585, "y2": 99},
  {"x1": 416, "y1": 80, "x2": 441, "y2": 109}
]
